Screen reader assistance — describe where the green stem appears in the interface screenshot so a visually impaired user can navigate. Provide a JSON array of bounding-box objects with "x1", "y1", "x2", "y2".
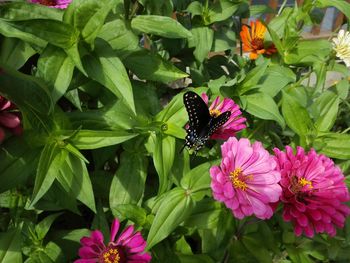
[{"x1": 277, "y1": 0, "x2": 288, "y2": 16}]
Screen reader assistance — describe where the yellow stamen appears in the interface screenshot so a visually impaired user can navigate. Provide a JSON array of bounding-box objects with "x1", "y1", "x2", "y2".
[
  {"x1": 229, "y1": 168, "x2": 253, "y2": 191},
  {"x1": 210, "y1": 109, "x2": 221, "y2": 117},
  {"x1": 298, "y1": 178, "x2": 313, "y2": 189},
  {"x1": 102, "y1": 248, "x2": 121, "y2": 263}
]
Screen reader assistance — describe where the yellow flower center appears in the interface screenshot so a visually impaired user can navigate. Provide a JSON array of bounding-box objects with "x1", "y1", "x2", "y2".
[
  {"x1": 100, "y1": 248, "x2": 122, "y2": 263},
  {"x1": 298, "y1": 178, "x2": 313, "y2": 189},
  {"x1": 229, "y1": 168, "x2": 253, "y2": 191},
  {"x1": 290, "y1": 176, "x2": 313, "y2": 194},
  {"x1": 210, "y1": 109, "x2": 221, "y2": 117}
]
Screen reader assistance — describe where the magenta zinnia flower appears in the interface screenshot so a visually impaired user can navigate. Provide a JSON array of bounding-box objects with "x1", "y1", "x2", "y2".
[
  {"x1": 274, "y1": 146, "x2": 350, "y2": 237},
  {"x1": 0, "y1": 96, "x2": 22, "y2": 143},
  {"x1": 28, "y1": 0, "x2": 71, "y2": 9},
  {"x1": 75, "y1": 219, "x2": 151, "y2": 263},
  {"x1": 201, "y1": 93, "x2": 246, "y2": 140},
  {"x1": 210, "y1": 137, "x2": 282, "y2": 219}
]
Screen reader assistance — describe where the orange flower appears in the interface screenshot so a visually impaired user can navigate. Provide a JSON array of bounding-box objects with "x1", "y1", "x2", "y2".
[{"x1": 240, "y1": 20, "x2": 277, "y2": 60}]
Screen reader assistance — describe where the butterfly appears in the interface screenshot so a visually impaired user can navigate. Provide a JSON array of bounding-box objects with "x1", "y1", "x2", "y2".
[{"x1": 181, "y1": 91, "x2": 231, "y2": 154}]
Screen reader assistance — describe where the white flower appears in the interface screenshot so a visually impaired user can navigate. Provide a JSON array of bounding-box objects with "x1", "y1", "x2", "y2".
[{"x1": 332, "y1": 29, "x2": 350, "y2": 67}]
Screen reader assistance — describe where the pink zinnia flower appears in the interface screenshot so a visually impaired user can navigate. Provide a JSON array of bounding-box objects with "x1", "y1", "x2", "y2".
[
  {"x1": 28, "y1": 0, "x2": 71, "y2": 9},
  {"x1": 0, "y1": 96, "x2": 22, "y2": 143},
  {"x1": 201, "y1": 93, "x2": 246, "y2": 140},
  {"x1": 75, "y1": 218, "x2": 151, "y2": 263},
  {"x1": 210, "y1": 137, "x2": 282, "y2": 219},
  {"x1": 274, "y1": 146, "x2": 350, "y2": 238}
]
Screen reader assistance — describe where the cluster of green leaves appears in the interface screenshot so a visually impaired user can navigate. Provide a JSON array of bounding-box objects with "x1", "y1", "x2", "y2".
[{"x1": 0, "y1": 0, "x2": 350, "y2": 262}]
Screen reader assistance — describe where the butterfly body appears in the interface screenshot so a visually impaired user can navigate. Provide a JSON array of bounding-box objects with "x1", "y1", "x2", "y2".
[{"x1": 182, "y1": 91, "x2": 231, "y2": 154}]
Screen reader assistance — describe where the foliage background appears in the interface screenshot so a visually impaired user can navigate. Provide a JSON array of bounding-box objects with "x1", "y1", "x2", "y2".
[{"x1": 0, "y1": 0, "x2": 350, "y2": 262}]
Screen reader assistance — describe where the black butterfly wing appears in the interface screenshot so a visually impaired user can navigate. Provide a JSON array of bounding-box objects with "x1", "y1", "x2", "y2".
[
  {"x1": 183, "y1": 91, "x2": 210, "y2": 133},
  {"x1": 182, "y1": 91, "x2": 231, "y2": 154},
  {"x1": 205, "y1": 111, "x2": 231, "y2": 137}
]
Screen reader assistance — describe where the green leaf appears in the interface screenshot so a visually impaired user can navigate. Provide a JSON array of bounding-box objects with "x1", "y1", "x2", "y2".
[
  {"x1": 0, "y1": 65, "x2": 52, "y2": 115},
  {"x1": 184, "y1": 198, "x2": 222, "y2": 229},
  {"x1": 111, "y1": 204, "x2": 147, "y2": 226},
  {"x1": 35, "y1": 213, "x2": 63, "y2": 241},
  {"x1": 69, "y1": 130, "x2": 138, "y2": 149},
  {"x1": 83, "y1": 51, "x2": 136, "y2": 114},
  {"x1": 91, "y1": 202, "x2": 109, "y2": 238},
  {"x1": 109, "y1": 152, "x2": 147, "y2": 206},
  {"x1": 80, "y1": 0, "x2": 115, "y2": 45},
  {"x1": 244, "y1": 92, "x2": 285, "y2": 128},
  {"x1": 315, "y1": 132, "x2": 350, "y2": 160},
  {"x1": 335, "y1": 79, "x2": 349, "y2": 100},
  {"x1": 250, "y1": 5, "x2": 275, "y2": 17},
  {"x1": 186, "y1": 1, "x2": 204, "y2": 16},
  {"x1": 258, "y1": 65, "x2": 296, "y2": 97},
  {"x1": 242, "y1": 236, "x2": 272, "y2": 263},
  {"x1": 282, "y1": 91, "x2": 314, "y2": 136},
  {"x1": 0, "y1": 19, "x2": 47, "y2": 48},
  {"x1": 0, "y1": 38, "x2": 36, "y2": 69},
  {"x1": 147, "y1": 188, "x2": 194, "y2": 249},
  {"x1": 156, "y1": 90, "x2": 191, "y2": 124},
  {"x1": 284, "y1": 39, "x2": 332, "y2": 65},
  {"x1": 238, "y1": 60, "x2": 269, "y2": 94},
  {"x1": 188, "y1": 27, "x2": 214, "y2": 62},
  {"x1": 36, "y1": 45, "x2": 75, "y2": 103},
  {"x1": 0, "y1": 2, "x2": 63, "y2": 21},
  {"x1": 181, "y1": 161, "x2": 212, "y2": 193},
  {"x1": 212, "y1": 26, "x2": 236, "y2": 52},
  {"x1": 316, "y1": 0, "x2": 350, "y2": 20},
  {"x1": 65, "y1": 42, "x2": 87, "y2": 76},
  {"x1": 132, "y1": 81, "x2": 161, "y2": 117},
  {"x1": 312, "y1": 91, "x2": 339, "y2": 132},
  {"x1": 33, "y1": 182, "x2": 80, "y2": 213},
  {"x1": 313, "y1": 61, "x2": 327, "y2": 93},
  {"x1": 10, "y1": 19, "x2": 79, "y2": 49},
  {"x1": 131, "y1": 15, "x2": 192, "y2": 39},
  {"x1": 266, "y1": 24, "x2": 284, "y2": 54},
  {"x1": 98, "y1": 19, "x2": 140, "y2": 54},
  {"x1": 163, "y1": 123, "x2": 186, "y2": 139},
  {"x1": 175, "y1": 236, "x2": 192, "y2": 255},
  {"x1": 124, "y1": 50, "x2": 188, "y2": 83},
  {"x1": 178, "y1": 254, "x2": 214, "y2": 263},
  {"x1": 206, "y1": 0, "x2": 241, "y2": 24},
  {"x1": 30, "y1": 142, "x2": 66, "y2": 207},
  {"x1": 0, "y1": 138, "x2": 40, "y2": 193},
  {"x1": 56, "y1": 152, "x2": 96, "y2": 212},
  {"x1": 43, "y1": 242, "x2": 65, "y2": 263},
  {"x1": 0, "y1": 228, "x2": 22, "y2": 263},
  {"x1": 64, "y1": 0, "x2": 114, "y2": 32},
  {"x1": 0, "y1": 66, "x2": 53, "y2": 131},
  {"x1": 153, "y1": 134, "x2": 175, "y2": 194},
  {"x1": 67, "y1": 101, "x2": 137, "y2": 130}
]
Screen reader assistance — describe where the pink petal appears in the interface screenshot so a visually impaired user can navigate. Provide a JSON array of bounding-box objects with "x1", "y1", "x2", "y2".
[
  {"x1": 78, "y1": 246, "x2": 99, "y2": 259},
  {"x1": 110, "y1": 219, "x2": 120, "y2": 242},
  {"x1": 117, "y1": 225, "x2": 135, "y2": 245},
  {"x1": 90, "y1": 230, "x2": 104, "y2": 246},
  {"x1": 0, "y1": 113, "x2": 20, "y2": 128}
]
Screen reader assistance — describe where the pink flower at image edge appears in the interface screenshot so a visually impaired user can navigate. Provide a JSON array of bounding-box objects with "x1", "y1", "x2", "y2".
[
  {"x1": 210, "y1": 137, "x2": 282, "y2": 220},
  {"x1": 274, "y1": 146, "x2": 350, "y2": 237},
  {"x1": 75, "y1": 218, "x2": 151, "y2": 263},
  {"x1": 201, "y1": 93, "x2": 246, "y2": 140},
  {"x1": 29, "y1": 0, "x2": 71, "y2": 9},
  {"x1": 0, "y1": 96, "x2": 22, "y2": 143}
]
